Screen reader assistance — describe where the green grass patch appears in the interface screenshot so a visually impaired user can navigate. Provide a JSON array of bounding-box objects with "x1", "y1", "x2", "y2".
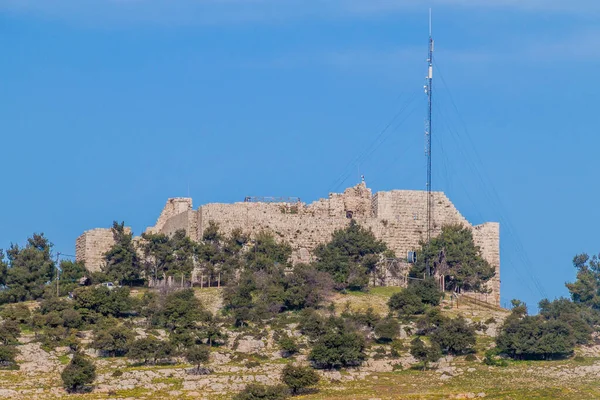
[
  {"x1": 58, "y1": 354, "x2": 71, "y2": 365},
  {"x1": 369, "y1": 286, "x2": 403, "y2": 297},
  {"x1": 151, "y1": 376, "x2": 184, "y2": 389}
]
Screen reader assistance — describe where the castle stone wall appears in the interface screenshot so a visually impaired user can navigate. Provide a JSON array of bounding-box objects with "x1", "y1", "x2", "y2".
[
  {"x1": 197, "y1": 202, "x2": 351, "y2": 263},
  {"x1": 471, "y1": 222, "x2": 501, "y2": 305},
  {"x1": 76, "y1": 183, "x2": 501, "y2": 305},
  {"x1": 75, "y1": 228, "x2": 115, "y2": 273}
]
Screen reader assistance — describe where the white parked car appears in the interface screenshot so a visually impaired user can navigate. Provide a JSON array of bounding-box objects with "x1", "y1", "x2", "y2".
[{"x1": 101, "y1": 282, "x2": 116, "y2": 290}]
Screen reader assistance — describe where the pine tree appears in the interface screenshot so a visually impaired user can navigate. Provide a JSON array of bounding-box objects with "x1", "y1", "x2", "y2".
[{"x1": 61, "y1": 352, "x2": 96, "y2": 393}]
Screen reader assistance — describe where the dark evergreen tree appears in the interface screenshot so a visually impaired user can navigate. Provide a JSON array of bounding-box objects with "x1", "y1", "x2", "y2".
[
  {"x1": 185, "y1": 345, "x2": 210, "y2": 373},
  {"x1": 92, "y1": 325, "x2": 134, "y2": 357},
  {"x1": 341, "y1": 305, "x2": 380, "y2": 330},
  {"x1": 55, "y1": 260, "x2": 87, "y2": 296},
  {"x1": 309, "y1": 323, "x2": 366, "y2": 369},
  {"x1": 160, "y1": 289, "x2": 206, "y2": 332},
  {"x1": 283, "y1": 264, "x2": 332, "y2": 310},
  {"x1": 566, "y1": 253, "x2": 600, "y2": 309},
  {"x1": 0, "y1": 345, "x2": 18, "y2": 369},
  {"x1": 297, "y1": 310, "x2": 328, "y2": 341},
  {"x1": 409, "y1": 337, "x2": 441, "y2": 370},
  {"x1": 538, "y1": 297, "x2": 594, "y2": 345},
  {"x1": 73, "y1": 286, "x2": 132, "y2": 318},
  {"x1": 410, "y1": 278, "x2": 442, "y2": 306},
  {"x1": 0, "y1": 249, "x2": 8, "y2": 287},
  {"x1": 0, "y1": 320, "x2": 20, "y2": 346},
  {"x1": 202, "y1": 317, "x2": 227, "y2": 347},
  {"x1": 103, "y1": 221, "x2": 142, "y2": 285},
  {"x1": 141, "y1": 230, "x2": 197, "y2": 282},
  {"x1": 233, "y1": 383, "x2": 290, "y2": 400},
  {"x1": 1, "y1": 234, "x2": 54, "y2": 304},
  {"x1": 223, "y1": 272, "x2": 255, "y2": 326},
  {"x1": 128, "y1": 336, "x2": 174, "y2": 364},
  {"x1": 313, "y1": 220, "x2": 388, "y2": 291},
  {"x1": 277, "y1": 333, "x2": 299, "y2": 357},
  {"x1": 374, "y1": 318, "x2": 400, "y2": 342},
  {"x1": 281, "y1": 364, "x2": 320, "y2": 394},
  {"x1": 0, "y1": 303, "x2": 31, "y2": 324},
  {"x1": 496, "y1": 300, "x2": 577, "y2": 360},
  {"x1": 140, "y1": 232, "x2": 171, "y2": 281},
  {"x1": 430, "y1": 316, "x2": 476, "y2": 355},
  {"x1": 388, "y1": 290, "x2": 426, "y2": 318},
  {"x1": 410, "y1": 224, "x2": 495, "y2": 293},
  {"x1": 415, "y1": 308, "x2": 445, "y2": 336},
  {"x1": 245, "y1": 231, "x2": 292, "y2": 272},
  {"x1": 61, "y1": 352, "x2": 96, "y2": 393}
]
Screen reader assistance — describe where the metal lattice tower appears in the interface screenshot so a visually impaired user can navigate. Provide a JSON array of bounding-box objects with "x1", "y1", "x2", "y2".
[{"x1": 425, "y1": 9, "x2": 434, "y2": 276}]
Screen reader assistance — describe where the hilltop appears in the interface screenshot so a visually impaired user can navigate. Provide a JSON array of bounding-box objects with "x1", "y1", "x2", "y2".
[
  {"x1": 0, "y1": 220, "x2": 599, "y2": 399},
  {"x1": 2, "y1": 290, "x2": 600, "y2": 399}
]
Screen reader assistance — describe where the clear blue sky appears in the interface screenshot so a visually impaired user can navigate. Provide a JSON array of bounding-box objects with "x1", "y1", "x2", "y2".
[{"x1": 1, "y1": 0, "x2": 598, "y2": 310}]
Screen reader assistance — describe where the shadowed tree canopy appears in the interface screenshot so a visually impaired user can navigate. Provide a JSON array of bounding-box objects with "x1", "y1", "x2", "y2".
[
  {"x1": 538, "y1": 297, "x2": 596, "y2": 345},
  {"x1": 140, "y1": 230, "x2": 196, "y2": 281},
  {"x1": 0, "y1": 250, "x2": 7, "y2": 288},
  {"x1": 61, "y1": 352, "x2": 96, "y2": 393},
  {"x1": 233, "y1": 383, "x2": 290, "y2": 400},
  {"x1": 185, "y1": 345, "x2": 210, "y2": 371},
  {"x1": 223, "y1": 272, "x2": 255, "y2": 327},
  {"x1": 92, "y1": 325, "x2": 134, "y2": 357},
  {"x1": 245, "y1": 231, "x2": 292, "y2": 272},
  {"x1": 313, "y1": 220, "x2": 388, "y2": 291},
  {"x1": 387, "y1": 279, "x2": 442, "y2": 319},
  {"x1": 308, "y1": 317, "x2": 366, "y2": 369},
  {"x1": 566, "y1": 253, "x2": 600, "y2": 309},
  {"x1": 196, "y1": 221, "x2": 226, "y2": 280},
  {"x1": 196, "y1": 223, "x2": 250, "y2": 286},
  {"x1": 410, "y1": 224, "x2": 494, "y2": 293},
  {"x1": 410, "y1": 337, "x2": 442, "y2": 370},
  {"x1": 496, "y1": 299, "x2": 579, "y2": 360},
  {"x1": 128, "y1": 336, "x2": 174, "y2": 365},
  {"x1": 429, "y1": 316, "x2": 476, "y2": 355},
  {"x1": 73, "y1": 286, "x2": 133, "y2": 319},
  {"x1": 103, "y1": 222, "x2": 142, "y2": 285},
  {"x1": 0, "y1": 233, "x2": 54, "y2": 304},
  {"x1": 223, "y1": 263, "x2": 332, "y2": 324},
  {"x1": 281, "y1": 364, "x2": 320, "y2": 394},
  {"x1": 153, "y1": 289, "x2": 208, "y2": 335}
]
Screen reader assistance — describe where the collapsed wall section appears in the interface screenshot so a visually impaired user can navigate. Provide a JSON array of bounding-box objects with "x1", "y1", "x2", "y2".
[
  {"x1": 146, "y1": 198, "x2": 193, "y2": 235},
  {"x1": 157, "y1": 210, "x2": 198, "y2": 241}
]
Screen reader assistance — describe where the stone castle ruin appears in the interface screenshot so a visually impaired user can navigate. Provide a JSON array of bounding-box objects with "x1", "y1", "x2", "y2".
[{"x1": 76, "y1": 183, "x2": 500, "y2": 305}]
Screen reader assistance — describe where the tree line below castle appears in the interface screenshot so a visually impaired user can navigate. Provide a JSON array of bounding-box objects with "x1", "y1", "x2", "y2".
[{"x1": 0, "y1": 222, "x2": 599, "y2": 397}]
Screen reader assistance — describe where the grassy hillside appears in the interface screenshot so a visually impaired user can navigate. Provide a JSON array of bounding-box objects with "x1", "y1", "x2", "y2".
[{"x1": 1, "y1": 287, "x2": 599, "y2": 399}]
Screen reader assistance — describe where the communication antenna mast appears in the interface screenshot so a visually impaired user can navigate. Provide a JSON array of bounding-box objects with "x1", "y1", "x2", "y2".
[{"x1": 424, "y1": 9, "x2": 434, "y2": 276}]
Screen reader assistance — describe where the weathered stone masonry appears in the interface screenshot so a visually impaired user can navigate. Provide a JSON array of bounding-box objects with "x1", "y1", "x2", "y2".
[{"x1": 75, "y1": 183, "x2": 500, "y2": 305}]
